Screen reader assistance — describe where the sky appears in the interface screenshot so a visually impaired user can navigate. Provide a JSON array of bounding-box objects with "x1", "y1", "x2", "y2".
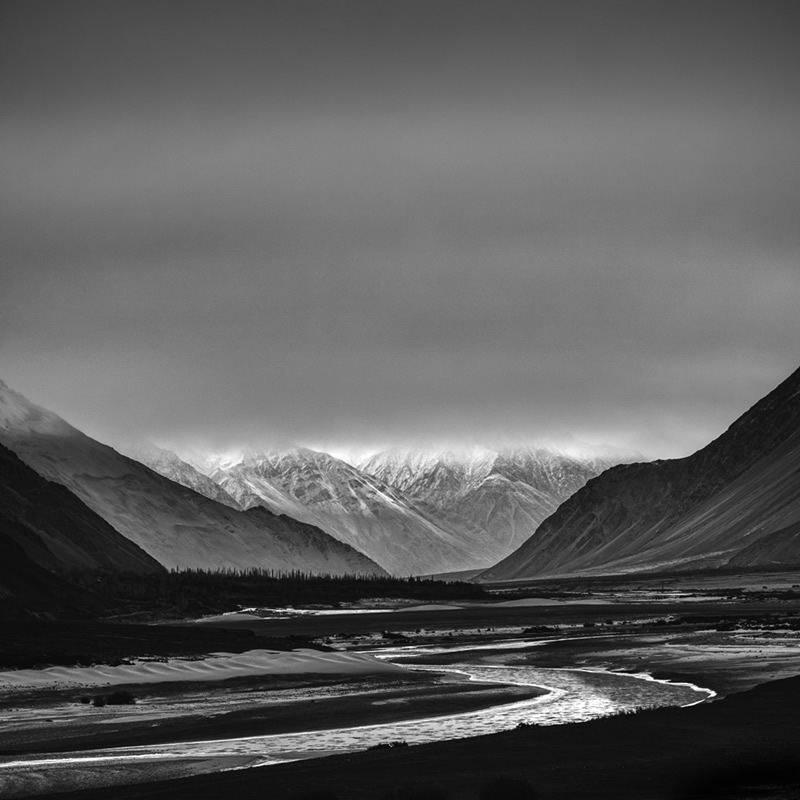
[{"x1": 2, "y1": 0, "x2": 799, "y2": 461}]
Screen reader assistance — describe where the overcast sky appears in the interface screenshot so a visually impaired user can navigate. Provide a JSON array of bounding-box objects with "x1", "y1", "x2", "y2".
[{"x1": 2, "y1": 0, "x2": 799, "y2": 460}]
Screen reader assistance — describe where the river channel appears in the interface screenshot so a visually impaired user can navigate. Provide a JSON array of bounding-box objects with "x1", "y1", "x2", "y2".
[{"x1": 0, "y1": 636, "x2": 714, "y2": 774}]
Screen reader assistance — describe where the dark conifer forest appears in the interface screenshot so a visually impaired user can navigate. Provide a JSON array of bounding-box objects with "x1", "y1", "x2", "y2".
[{"x1": 63, "y1": 568, "x2": 487, "y2": 619}]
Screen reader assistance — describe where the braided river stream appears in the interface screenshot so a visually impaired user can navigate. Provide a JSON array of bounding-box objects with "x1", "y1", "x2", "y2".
[{"x1": 1, "y1": 637, "x2": 714, "y2": 773}]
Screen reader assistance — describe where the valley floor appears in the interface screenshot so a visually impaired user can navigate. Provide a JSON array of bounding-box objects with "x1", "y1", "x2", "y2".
[
  {"x1": 1, "y1": 574, "x2": 799, "y2": 799},
  {"x1": 54, "y1": 671, "x2": 795, "y2": 800}
]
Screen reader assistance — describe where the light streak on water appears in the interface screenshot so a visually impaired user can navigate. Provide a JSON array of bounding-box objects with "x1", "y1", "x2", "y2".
[{"x1": 0, "y1": 643, "x2": 713, "y2": 775}]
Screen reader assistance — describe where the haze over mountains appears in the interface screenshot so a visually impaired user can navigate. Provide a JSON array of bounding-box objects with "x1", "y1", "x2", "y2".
[
  {"x1": 2, "y1": 362, "x2": 798, "y2": 593},
  {"x1": 482, "y1": 365, "x2": 800, "y2": 581}
]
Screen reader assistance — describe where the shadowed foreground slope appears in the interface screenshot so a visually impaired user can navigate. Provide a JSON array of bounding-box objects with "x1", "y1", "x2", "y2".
[
  {"x1": 0, "y1": 443, "x2": 161, "y2": 575},
  {"x1": 0, "y1": 442, "x2": 164, "y2": 617},
  {"x1": 0, "y1": 381, "x2": 384, "y2": 576},
  {"x1": 483, "y1": 364, "x2": 800, "y2": 580}
]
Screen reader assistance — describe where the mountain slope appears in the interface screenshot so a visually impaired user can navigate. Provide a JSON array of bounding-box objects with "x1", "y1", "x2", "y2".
[
  {"x1": 0, "y1": 442, "x2": 162, "y2": 574},
  {"x1": 0, "y1": 443, "x2": 162, "y2": 616},
  {"x1": 213, "y1": 448, "x2": 499, "y2": 575},
  {"x1": 451, "y1": 474, "x2": 560, "y2": 554},
  {"x1": 0, "y1": 382, "x2": 384, "y2": 576},
  {"x1": 0, "y1": 533, "x2": 107, "y2": 619},
  {"x1": 119, "y1": 442, "x2": 242, "y2": 509},
  {"x1": 482, "y1": 365, "x2": 800, "y2": 580},
  {"x1": 363, "y1": 447, "x2": 496, "y2": 508},
  {"x1": 362, "y1": 445, "x2": 616, "y2": 560}
]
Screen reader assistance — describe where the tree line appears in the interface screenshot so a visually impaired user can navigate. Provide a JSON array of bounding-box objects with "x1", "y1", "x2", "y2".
[{"x1": 62, "y1": 567, "x2": 487, "y2": 614}]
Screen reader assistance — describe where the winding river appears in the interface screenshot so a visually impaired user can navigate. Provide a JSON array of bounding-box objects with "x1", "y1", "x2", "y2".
[{"x1": 0, "y1": 637, "x2": 714, "y2": 773}]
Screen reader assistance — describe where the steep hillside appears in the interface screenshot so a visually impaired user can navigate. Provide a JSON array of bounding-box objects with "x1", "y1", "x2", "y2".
[
  {"x1": 0, "y1": 442, "x2": 162, "y2": 618},
  {"x1": 0, "y1": 382, "x2": 384, "y2": 576},
  {"x1": 213, "y1": 448, "x2": 498, "y2": 575},
  {"x1": 0, "y1": 533, "x2": 106, "y2": 619},
  {"x1": 482, "y1": 365, "x2": 800, "y2": 580},
  {"x1": 0, "y1": 442, "x2": 162, "y2": 574},
  {"x1": 451, "y1": 475, "x2": 559, "y2": 554},
  {"x1": 120, "y1": 442, "x2": 242, "y2": 509}
]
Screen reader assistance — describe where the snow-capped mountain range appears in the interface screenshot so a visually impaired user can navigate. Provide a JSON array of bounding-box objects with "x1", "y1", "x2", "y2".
[
  {"x1": 210, "y1": 447, "x2": 496, "y2": 576},
  {"x1": 361, "y1": 445, "x2": 622, "y2": 558},
  {"x1": 0, "y1": 378, "x2": 626, "y2": 577},
  {"x1": 145, "y1": 442, "x2": 624, "y2": 575}
]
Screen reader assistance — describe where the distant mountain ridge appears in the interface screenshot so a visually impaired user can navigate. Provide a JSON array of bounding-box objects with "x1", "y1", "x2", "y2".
[
  {"x1": 207, "y1": 447, "x2": 499, "y2": 575},
  {"x1": 171, "y1": 443, "x2": 622, "y2": 575},
  {"x1": 362, "y1": 445, "x2": 620, "y2": 559},
  {"x1": 0, "y1": 381, "x2": 384, "y2": 576},
  {"x1": 482, "y1": 365, "x2": 800, "y2": 580}
]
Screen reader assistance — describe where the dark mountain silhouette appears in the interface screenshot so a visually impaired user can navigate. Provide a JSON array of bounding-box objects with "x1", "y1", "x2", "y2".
[
  {"x1": 482, "y1": 365, "x2": 800, "y2": 580},
  {"x1": 0, "y1": 443, "x2": 162, "y2": 617},
  {"x1": 0, "y1": 442, "x2": 162, "y2": 574},
  {"x1": 0, "y1": 533, "x2": 106, "y2": 619}
]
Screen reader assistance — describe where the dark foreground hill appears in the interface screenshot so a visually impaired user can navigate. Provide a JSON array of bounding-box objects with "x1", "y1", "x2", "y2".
[
  {"x1": 482, "y1": 365, "x2": 800, "y2": 580},
  {"x1": 0, "y1": 533, "x2": 106, "y2": 619},
  {"x1": 0, "y1": 443, "x2": 161, "y2": 574},
  {"x1": 0, "y1": 442, "x2": 163, "y2": 617}
]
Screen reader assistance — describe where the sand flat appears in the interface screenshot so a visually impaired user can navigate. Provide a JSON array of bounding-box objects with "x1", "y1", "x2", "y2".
[
  {"x1": 0, "y1": 648, "x2": 405, "y2": 690},
  {"x1": 493, "y1": 597, "x2": 613, "y2": 607}
]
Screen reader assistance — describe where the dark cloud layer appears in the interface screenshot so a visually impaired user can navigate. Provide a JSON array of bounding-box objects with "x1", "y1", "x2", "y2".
[{"x1": 2, "y1": 1, "x2": 800, "y2": 458}]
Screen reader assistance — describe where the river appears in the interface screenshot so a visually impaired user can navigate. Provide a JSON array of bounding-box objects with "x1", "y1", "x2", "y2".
[{"x1": 0, "y1": 636, "x2": 714, "y2": 776}]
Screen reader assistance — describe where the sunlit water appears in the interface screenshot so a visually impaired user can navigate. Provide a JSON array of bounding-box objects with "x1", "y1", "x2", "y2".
[{"x1": 0, "y1": 637, "x2": 713, "y2": 773}]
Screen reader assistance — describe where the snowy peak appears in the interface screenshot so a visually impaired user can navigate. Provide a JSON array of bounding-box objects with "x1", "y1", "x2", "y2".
[
  {"x1": 361, "y1": 443, "x2": 618, "y2": 510},
  {"x1": 361, "y1": 445, "x2": 493, "y2": 488},
  {"x1": 490, "y1": 446, "x2": 616, "y2": 500},
  {"x1": 184, "y1": 449, "x2": 247, "y2": 475},
  {"x1": 207, "y1": 445, "x2": 497, "y2": 575},
  {"x1": 230, "y1": 446, "x2": 415, "y2": 515},
  {"x1": 358, "y1": 443, "x2": 621, "y2": 564}
]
